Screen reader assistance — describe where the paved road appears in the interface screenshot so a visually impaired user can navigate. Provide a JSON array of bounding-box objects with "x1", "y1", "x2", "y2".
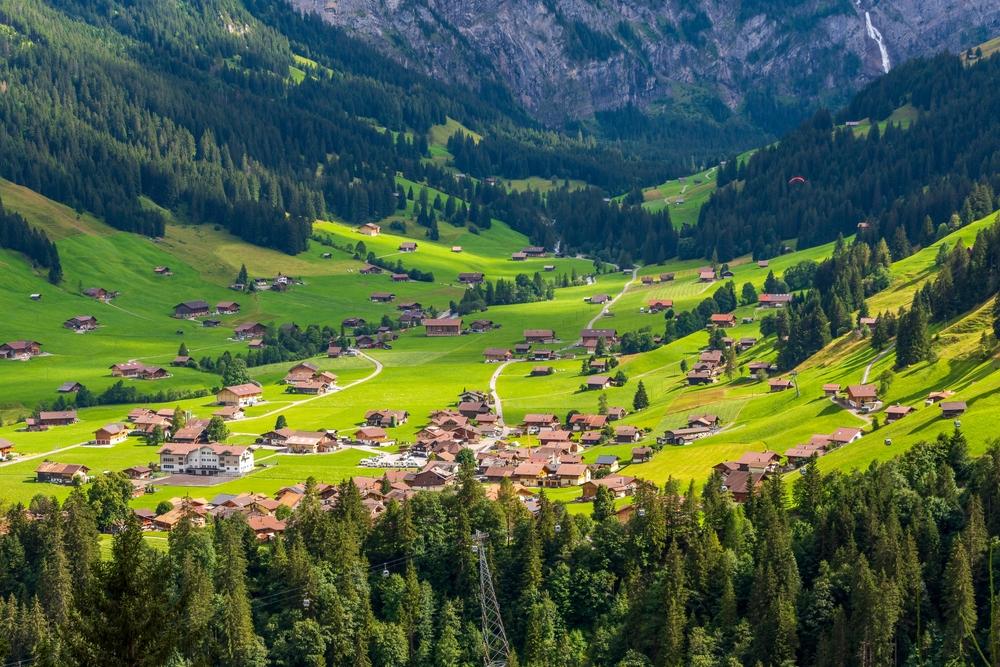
[
  {"x1": 0, "y1": 442, "x2": 84, "y2": 468},
  {"x1": 488, "y1": 359, "x2": 515, "y2": 428},
  {"x1": 583, "y1": 267, "x2": 638, "y2": 332}
]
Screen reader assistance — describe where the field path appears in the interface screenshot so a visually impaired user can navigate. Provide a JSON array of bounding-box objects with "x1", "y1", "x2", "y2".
[
  {"x1": 488, "y1": 360, "x2": 515, "y2": 426},
  {"x1": 585, "y1": 268, "x2": 638, "y2": 331},
  {"x1": 861, "y1": 345, "x2": 894, "y2": 384},
  {"x1": 0, "y1": 442, "x2": 83, "y2": 468}
]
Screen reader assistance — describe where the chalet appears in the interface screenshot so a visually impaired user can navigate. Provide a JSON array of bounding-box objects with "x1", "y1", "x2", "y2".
[
  {"x1": 216, "y1": 301, "x2": 240, "y2": 315},
  {"x1": 283, "y1": 432, "x2": 339, "y2": 454},
  {"x1": 531, "y1": 366, "x2": 554, "y2": 376},
  {"x1": 632, "y1": 447, "x2": 653, "y2": 463},
  {"x1": 524, "y1": 329, "x2": 556, "y2": 343},
  {"x1": 569, "y1": 414, "x2": 607, "y2": 431},
  {"x1": 606, "y1": 407, "x2": 627, "y2": 421},
  {"x1": 549, "y1": 463, "x2": 590, "y2": 487},
  {"x1": 94, "y1": 424, "x2": 129, "y2": 445},
  {"x1": 757, "y1": 260, "x2": 769, "y2": 268},
  {"x1": 580, "y1": 431, "x2": 603, "y2": 446},
  {"x1": 36, "y1": 462, "x2": 90, "y2": 484},
  {"x1": 354, "y1": 426, "x2": 388, "y2": 444},
  {"x1": 511, "y1": 252, "x2": 527, "y2": 261},
  {"x1": 483, "y1": 348, "x2": 512, "y2": 363},
  {"x1": 688, "y1": 414, "x2": 721, "y2": 429},
  {"x1": 647, "y1": 299, "x2": 673, "y2": 313},
  {"x1": 370, "y1": 292, "x2": 396, "y2": 303},
  {"x1": 397, "y1": 300, "x2": 422, "y2": 311},
  {"x1": 233, "y1": 322, "x2": 267, "y2": 340},
  {"x1": 859, "y1": 317, "x2": 878, "y2": 327},
  {"x1": 580, "y1": 328, "x2": 618, "y2": 350},
  {"x1": 732, "y1": 450, "x2": 782, "y2": 473},
  {"x1": 940, "y1": 401, "x2": 967, "y2": 419},
  {"x1": 523, "y1": 246, "x2": 547, "y2": 257},
  {"x1": 641, "y1": 275, "x2": 654, "y2": 285},
  {"x1": 532, "y1": 349, "x2": 557, "y2": 361},
  {"x1": 845, "y1": 384, "x2": 879, "y2": 410},
  {"x1": 538, "y1": 429, "x2": 573, "y2": 446},
  {"x1": 172, "y1": 355, "x2": 191, "y2": 367},
  {"x1": 287, "y1": 379, "x2": 332, "y2": 395},
  {"x1": 458, "y1": 401, "x2": 490, "y2": 418},
  {"x1": 511, "y1": 462, "x2": 547, "y2": 486},
  {"x1": 217, "y1": 383, "x2": 263, "y2": 407},
  {"x1": 514, "y1": 343, "x2": 532, "y2": 356},
  {"x1": 470, "y1": 319, "x2": 495, "y2": 333},
  {"x1": 721, "y1": 470, "x2": 767, "y2": 503},
  {"x1": 769, "y1": 377, "x2": 793, "y2": 392},
  {"x1": 358, "y1": 223, "x2": 381, "y2": 236},
  {"x1": 592, "y1": 455, "x2": 620, "y2": 472},
  {"x1": 686, "y1": 370, "x2": 715, "y2": 385},
  {"x1": 173, "y1": 300, "x2": 210, "y2": 318},
  {"x1": 660, "y1": 426, "x2": 711, "y2": 445},
  {"x1": 748, "y1": 361, "x2": 777, "y2": 377},
  {"x1": 399, "y1": 311, "x2": 424, "y2": 327},
  {"x1": 785, "y1": 443, "x2": 827, "y2": 466},
  {"x1": 926, "y1": 390, "x2": 955, "y2": 404},
  {"x1": 359, "y1": 264, "x2": 383, "y2": 275},
  {"x1": 660, "y1": 273, "x2": 675, "y2": 282},
  {"x1": 586, "y1": 375, "x2": 612, "y2": 390},
  {"x1": 365, "y1": 410, "x2": 409, "y2": 427},
  {"x1": 408, "y1": 467, "x2": 456, "y2": 490},
  {"x1": 737, "y1": 337, "x2": 757, "y2": 351},
  {"x1": 154, "y1": 266, "x2": 172, "y2": 276},
  {"x1": 522, "y1": 414, "x2": 560, "y2": 434},
  {"x1": 0, "y1": 340, "x2": 42, "y2": 360},
  {"x1": 57, "y1": 381, "x2": 83, "y2": 393},
  {"x1": 822, "y1": 383, "x2": 841, "y2": 397},
  {"x1": 424, "y1": 318, "x2": 462, "y2": 336},
  {"x1": 829, "y1": 427, "x2": 863, "y2": 445},
  {"x1": 158, "y1": 443, "x2": 254, "y2": 476},
  {"x1": 122, "y1": 465, "x2": 152, "y2": 480},
  {"x1": 63, "y1": 315, "x2": 98, "y2": 331},
  {"x1": 342, "y1": 317, "x2": 366, "y2": 328},
  {"x1": 709, "y1": 313, "x2": 736, "y2": 327},
  {"x1": 458, "y1": 272, "x2": 484, "y2": 285},
  {"x1": 758, "y1": 293, "x2": 793, "y2": 308},
  {"x1": 109, "y1": 362, "x2": 169, "y2": 380},
  {"x1": 355, "y1": 335, "x2": 379, "y2": 349},
  {"x1": 399, "y1": 241, "x2": 417, "y2": 252},
  {"x1": 391, "y1": 273, "x2": 410, "y2": 282},
  {"x1": 614, "y1": 425, "x2": 641, "y2": 443},
  {"x1": 213, "y1": 405, "x2": 245, "y2": 421},
  {"x1": 699, "y1": 349, "x2": 723, "y2": 367},
  {"x1": 698, "y1": 270, "x2": 716, "y2": 282},
  {"x1": 171, "y1": 420, "x2": 209, "y2": 443},
  {"x1": 884, "y1": 405, "x2": 914, "y2": 422},
  {"x1": 247, "y1": 515, "x2": 287, "y2": 541},
  {"x1": 543, "y1": 265, "x2": 555, "y2": 272},
  {"x1": 83, "y1": 287, "x2": 111, "y2": 301},
  {"x1": 587, "y1": 294, "x2": 610, "y2": 304},
  {"x1": 581, "y1": 475, "x2": 636, "y2": 500}
]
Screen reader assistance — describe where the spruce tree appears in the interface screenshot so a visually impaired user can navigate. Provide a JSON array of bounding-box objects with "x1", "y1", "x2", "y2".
[
  {"x1": 632, "y1": 381, "x2": 649, "y2": 411},
  {"x1": 941, "y1": 541, "x2": 976, "y2": 660}
]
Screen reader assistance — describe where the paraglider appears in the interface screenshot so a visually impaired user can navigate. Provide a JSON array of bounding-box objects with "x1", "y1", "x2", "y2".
[{"x1": 788, "y1": 176, "x2": 807, "y2": 185}]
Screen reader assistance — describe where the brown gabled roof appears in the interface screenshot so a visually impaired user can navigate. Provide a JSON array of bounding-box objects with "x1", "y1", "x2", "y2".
[{"x1": 222, "y1": 383, "x2": 262, "y2": 396}]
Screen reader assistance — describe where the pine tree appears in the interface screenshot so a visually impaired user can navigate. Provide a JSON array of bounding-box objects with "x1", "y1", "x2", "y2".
[
  {"x1": 597, "y1": 392, "x2": 609, "y2": 415},
  {"x1": 993, "y1": 291, "x2": 1000, "y2": 341},
  {"x1": 177, "y1": 342, "x2": 189, "y2": 357},
  {"x1": 236, "y1": 263, "x2": 248, "y2": 287},
  {"x1": 632, "y1": 381, "x2": 649, "y2": 411},
  {"x1": 942, "y1": 541, "x2": 976, "y2": 660},
  {"x1": 274, "y1": 414, "x2": 288, "y2": 430},
  {"x1": 215, "y1": 519, "x2": 268, "y2": 666}
]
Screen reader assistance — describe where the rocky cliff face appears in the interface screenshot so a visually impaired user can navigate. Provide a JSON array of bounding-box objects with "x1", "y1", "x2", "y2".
[{"x1": 292, "y1": 0, "x2": 1000, "y2": 126}]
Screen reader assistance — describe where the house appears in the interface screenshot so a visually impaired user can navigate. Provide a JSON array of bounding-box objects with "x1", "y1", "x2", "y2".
[
  {"x1": 606, "y1": 407, "x2": 627, "y2": 421},
  {"x1": 154, "y1": 266, "x2": 172, "y2": 276},
  {"x1": 569, "y1": 414, "x2": 607, "y2": 431},
  {"x1": 213, "y1": 405, "x2": 245, "y2": 421},
  {"x1": 588, "y1": 294, "x2": 610, "y2": 304},
  {"x1": 757, "y1": 260, "x2": 769, "y2": 268},
  {"x1": 581, "y1": 475, "x2": 636, "y2": 500},
  {"x1": 483, "y1": 348, "x2": 512, "y2": 363},
  {"x1": 397, "y1": 300, "x2": 423, "y2": 312},
  {"x1": 859, "y1": 317, "x2": 878, "y2": 327},
  {"x1": 733, "y1": 450, "x2": 782, "y2": 473},
  {"x1": 785, "y1": 443, "x2": 827, "y2": 466},
  {"x1": 451, "y1": 246, "x2": 463, "y2": 253},
  {"x1": 284, "y1": 362, "x2": 319, "y2": 383},
  {"x1": 632, "y1": 447, "x2": 653, "y2": 463},
  {"x1": 216, "y1": 301, "x2": 240, "y2": 315},
  {"x1": 543, "y1": 265, "x2": 555, "y2": 272},
  {"x1": 217, "y1": 383, "x2": 263, "y2": 407},
  {"x1": 660, "y1": 273, "x2": 675, "y2": 282},
  {"x1": 64, "y1": 315, "x2": 98, "y2": 331},
  {"x1": 172, "y1": 355, "x2": 192, "y2": 367},
  {"x1": 470, "y1": 319, "x2": 495, "y2": 333},
  {"x1": 511, "y1": 251, "x2": 527, "y2": 261},
  {"x1": 884, "y1": 405, "x2": 914, "y2": 422},
  {"x1": 408, "y1": 466, "x2": 456, "y2": 490},
  {"x1": 424, "y1": 318, "x2": 462, "y2": 336},
  {"x1": 247, "y1": 514, "x2": 287, "y2": 541},
  {"x1": 365, "y1": 410, "x2": 409, "y2": 427},
  {"x1": 327, "y1": 345, "x2": 343, "y2": 358},
  {"x1": 614, "y1": 425, "x2": 641, "y2": 443},
  {"x1": 758, "y1": 293, "x2": 793, "y2": 308},
  {"x1": 523, "y1": 246, "x2": 547, "y2": 257},
  {"x1": 458, "y1": 272, "x2": 484, "y2": 284},
  {"x1": 82, "y1": 287, "x2": 111, "y2": 301},
  {"x1": 173, "y1": 300, "x2": 210, "y2": 318},
  {"x1": 940, "y1": 401, "x2": 967, "y2": 418},
  {"x1": 358, "y1": 223, "x2": 381, "y2": 236},
  {"x1": 283, "y1": 431, "x2": 339, "y2": 454},
  {"x1": 354, "y1": 426, "x2": 388, "y2": 444},
  {"x1": 287, "y1": 379, "x2": 333, "y2": 395},
  {"x1": 721, "y1": 470, "x2": 767, "y2": 503},
  {"x1": 593, "y1": 455, "x2": 620, "y2": 472},
  {"x1": 748, "y1": 361, "x2": 777, "y2": 378},
  {"x1": 359, "y1": 264, "x2": 383, "y2": 275},
  {"x1": 457, "y1": 401, "x2": 490, "y2": 418},
  {"x1": 828, "y1": 427, "x2": 863, "y2": 445},
  {"x1": 26, "y1": 411, "x2": 78, "y2": 431},
  {"x1": 822, "y1": 384, "x2": 841, "y2": 397},
  {"x1": 524, "y1": 329, "x2": 556, "y2": 343},
  {"x1": 737, "y1": 337, "x2": 757, "y2": 351},
  {"x1": 94, "y1": 424, "x2": 129, "y2": 445},
  {"x1": 580, "y1": 328, "x2": 618, "y2": 350},
  {"x1": 586, "y1": 375, "x2": 612, "y2": 390},
  {"x1": 549, "y1": 463, "x2": 591, "y2": 487},
  {"x1": 370, "y1": 292, "x2": 396, "y2": 303},
  {"x1": 647, "y1": 299, "x2": 673, "y2": 313},
  {"x1": 688, "y1": 414, "x2": 721, "y2": 429},
  {"x1": 57, "y1": 381, "x2": 83, "y2": 393},
  {"x1": 122, "y1": 465, "x2": 152, "y2": 480},
  {"x1": 522, "y1": 414, "x2": 560, "y2": 433},
  {"x1": 511, "y1": 462, "x2": 547, "y2": 486},
  {"x1": 709, "y1": 313, "x2": 736, "y2": 327},
  {"x1": 530, "y1": 366, "x2": 554, "y2": 376},
  {"x1": 35, "y1": 462, "x2": 90, "y2": 484},
  {"x1": 769, "y1": 377, "x2": 793, "y2": 392},
  {"x1": 686, "y1": 370, "x2": 715, "y2": 385},
  {"x1": 580, "y1": 431, "x2": 603, "y2": 446},
  {"x1": 399, "y1": 241, "x2": 417, "y2": 252},
  {"x1": 926, "y1": 390, "x2": 956, "y2": 405},
  {"x1": 641, "y1": 275, "x2": 655, "y2": 285},
  {"x1": 845, "y1": 384, "x2": 879, "y2": 410},
  {"x1": 0, "y1": 340, "x2": 43, "y2": 360},
  {"x1": 158, "y1": 443, "x2": 254, "y2": 476},
  {"x1": 391, "y1": 273, "x2": 410, "y2": 283},
  {"x1": 234, "y1": 322, "x2": 268, "y2": 340},
  {"x1": 698, "y1": 270, "x2": 716, "y2": 282},
  {"x1": 661, "y1": 426, "x2": 711, "y2": 445},
  {"x1": 171, "y1": 419, "x2": 210, "y2": 443}
]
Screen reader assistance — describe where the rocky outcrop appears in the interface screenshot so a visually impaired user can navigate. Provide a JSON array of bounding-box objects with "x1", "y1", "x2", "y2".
[{"x1": 292, "y1": 0, "x2": 1000, "y2": 125}]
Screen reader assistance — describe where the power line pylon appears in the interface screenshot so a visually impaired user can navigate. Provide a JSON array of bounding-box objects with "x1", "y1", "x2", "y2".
[{"x1": 473, "y1": 530, "x2": 511, "y2": 667}]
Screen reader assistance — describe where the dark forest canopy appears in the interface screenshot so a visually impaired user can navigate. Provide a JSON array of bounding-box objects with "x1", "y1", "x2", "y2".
[
  {"x1": 699, "y1": 53, "x2": 1000, "y2": 261},
  {"x1": 1, "y1": 430, "x2": 999, "y2": 665}
]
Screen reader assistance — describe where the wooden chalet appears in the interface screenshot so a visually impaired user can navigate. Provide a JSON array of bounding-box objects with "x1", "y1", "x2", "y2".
[
  {"x1": 64, "y1": 315, "x2": 98, "y2": 331},
  {"x1": 884, "y1": 404, "x2": 915, "y2": 422},
  {"x1": 845, "y1": 384, "x2": 879, "y2": 410},
  {"x1": 173, "y1": 300, "x2": 210, "y2": 318},
  {"x1": 36, "y1": 462, "x2": 90, "y2": 484},
  {"x1": 940, "y1": 401, "x2": 967, "y2": 418},
  {"x1": 424, "y1": 318, "x2": 462, "y2": 336},
  {"x1": 217, "y1": 383, "x2": 263, "y2": 407},
  {"x1": 457, "y1": 272, "x2": 484, "y2": 285},
  {"x1": 758, "y1": 293, "x2": 793, "y2": 308},
  {"x1": 0, "y1": 340, "x2": 43, "y2": 360}
]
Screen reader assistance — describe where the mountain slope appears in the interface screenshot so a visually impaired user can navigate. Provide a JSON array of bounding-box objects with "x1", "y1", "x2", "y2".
[{"x1": 293, "y1": 0, "x2": 1000, "y2": 131}]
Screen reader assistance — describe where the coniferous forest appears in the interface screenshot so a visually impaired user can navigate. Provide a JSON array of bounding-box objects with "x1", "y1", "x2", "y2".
[{"x1": 1, "y1": 433, "x2": 999, "y2": 666}]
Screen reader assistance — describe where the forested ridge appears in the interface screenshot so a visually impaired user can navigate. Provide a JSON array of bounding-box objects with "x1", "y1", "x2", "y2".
[{"x1": 1, "y1": 431, "x2": 999, "y2": 665}]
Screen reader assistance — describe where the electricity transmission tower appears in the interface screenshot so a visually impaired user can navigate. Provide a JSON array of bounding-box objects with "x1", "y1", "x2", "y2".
[{"x1": 473, "y1": 531, "x2": 511, "y2": 667}]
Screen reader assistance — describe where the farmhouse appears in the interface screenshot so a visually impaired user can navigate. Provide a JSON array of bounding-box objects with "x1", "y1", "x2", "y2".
[
  {"x1": 233, "y1": 322, "x2": 268, "y2": 340},
  {"x1": 607, "y1": 407, "x2": 627, "y2": 420},
  {"x1": 0, "y1": 340, "x2": 43, "y2": 360},
  {"x1": 365, "y1": 410, "x2": 409, "y2": 427},
  {"x1": 354, "y1": 426, "x2": 388, "y2": 444},
  {"x1": 524, "y1": 329, "x2": 556, "y2": 343},
  {"x1": 458, "y1": 272, "x2": 484, "y2": 284},
  {"x1": 158, "y1": 443, "x2": 254, "y2": 476},
  {"x1": 580, "y1": 328, "x2": 618, "y2": 350},
  {"x1": 709, "y1": 313, "x2": 736, "y2": 327},
  {"x1": 581, "y1": 475, "x2": 636, "y2": 500},
  {"x1": 172, "y1": 419, "x2": 209, "y2": 443},
  {"x1": 688, "y1": 414, "x2": 721, "y2": 429},
  {"x1": 399, "y1": 241, "x2": 417, "y2": 252},
  {"x1": 586, "y1": 375, "x2": 612, "y2": 390},
  {"x1": 287, "y1": 379, "x2": 333, "y2": 395},
  {"x1": 370, "y1": 292, "x2": 396, "y2": 303},
  {"x1": 822, "y1": 383, "x2": 841, "y2": 397},
  {"x1": 647, "y1": 299, "x2": 673, "y2": 313},
  {"x1": 940, "y1": 401, "x2": 967, "y2": 418},
  {"x1": 829, "y1": 427, "x2": 863, "y2": 445},
  {"x1": 569, "y1": 414, "x2": 607, "y2": 431},
  {"x1": 632, "y1": 447, "x2": 653, "y2": 463},
  {"x1": 470, "y1": 319, "x2": 495, "y2": 333},
  {"x1": 531, "y1": 366, "x2": 554, "y2": 376},
  {"x1": 758, "y1": 293, "x2": 793, "y2": 308},
  {"x1": 660, "y1": 426, "x2": 711, "y2": 445},
  {"x1": 83, "y1": 287, "x2": 112, "y2": 301},
  {"x1": 424, "y1": 318, "x2": 462, "y2": 336},
  {"x1": 614, "y1": 425, "x2": 641, "y2": 443},
  {"x1": 523, "y1": 246, "x2": 547, "y2": 257},
  {"x1": 686, "y1": 370, "x2": 715, "y2": 385},
  {"x1": 217, "y1": 383, "x2": 263, "y2": 407},
  {"x1": 36, "y1": 462, "x2": 90, "y2": 484},
  {"x1": 359, "y1": 264, "x2": 383, "y2": 275},
  {"x1": 511, "y1": 252, "x2": 527, "y2": 261},
  {"x1": 64, "y1": 315, "x2": 98, "y2": 331},
  {"x1": 213, "y1": 405, "x2": 245, "y2": 421},
  {"x1": 588, "y1": 294, "x2": 610, "y2": 304},
  {"x1": 109, "y1": 362, "x2": 170, "y2": 380},
  {"x1": 173, "y1": 300, "x2": 210, "y2": 318},
  {"x1": 57, "y1": 381, "x2": 83, "y2": 393},
  {"x1": 577, "y1": 431, "x2": 601, "y2": 446},
  {"x1": 522, "y1": 414, "x2": 560, "y2": 433},
  {"x1": 769, "y1": 377, "x2": 793, "y2": 392},
  {"x1": 757, "y1": 260, "x2": 769, "y2": 268},
  {"x1": 845, "y1": 384, "x2": 879, "y2": 410},
  {"x1": 548, "y1": 463, "x2": 591, "y2": 487},
  {"x1": 698, "y1": 269, "x2": 716, "y2": 282},
  {"x1": 926, "y1": 390, "x2": 956, "y2": 404},
  {"x1": 737, "y1": 337, "x2": 757, "y2": 351},
  {"x1": 122, "y1": 465, "x2": 152, "y2": 480},
  {"x1": 283, "y1": 432, "x2": 339, "y2": 454},
  {"x1": 884, "y1": 405, "x2": 915, "y2": 422},
  {"x1": 721, "y1": 470, "x2": 768, "y2": 503},
  {"x1": 660, "y1": 273, "x2": 675, "y2": 281},
  {"x1": 94, "y1": 424, "x2": 129, "y2": 445},
  {"x1": 216, "y1": 301, "x2": 240, "y2": 315},
  {"x1": 641, "y1": 276, "x2": 654, "y2": 285},
  {"x1": 358, "y1": 223, "x2": 381, "y2": 236},
  {"x1": 483, "y1": 348, "x2": 512, "y2": 363},
  {"x1": 391, "y1": 273, "x2": 410, "y2": 282}
]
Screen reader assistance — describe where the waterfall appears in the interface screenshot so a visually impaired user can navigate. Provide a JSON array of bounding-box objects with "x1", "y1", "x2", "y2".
[{"x1": 865, "y1": 11, "x2": 891, "y2": 74}]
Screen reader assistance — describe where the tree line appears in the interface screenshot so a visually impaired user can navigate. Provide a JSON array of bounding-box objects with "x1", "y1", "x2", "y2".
[{"x1": 0, "y1": 194, "x2": 61, "y2": 283}]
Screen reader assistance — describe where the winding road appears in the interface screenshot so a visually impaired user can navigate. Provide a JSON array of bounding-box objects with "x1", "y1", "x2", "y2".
[
  {"x1": 488, "y1": 359, "x2": 515, "y2": 427},
  {"x1": 583, "y1": 267, "x2": 638, "y2": 331}
]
